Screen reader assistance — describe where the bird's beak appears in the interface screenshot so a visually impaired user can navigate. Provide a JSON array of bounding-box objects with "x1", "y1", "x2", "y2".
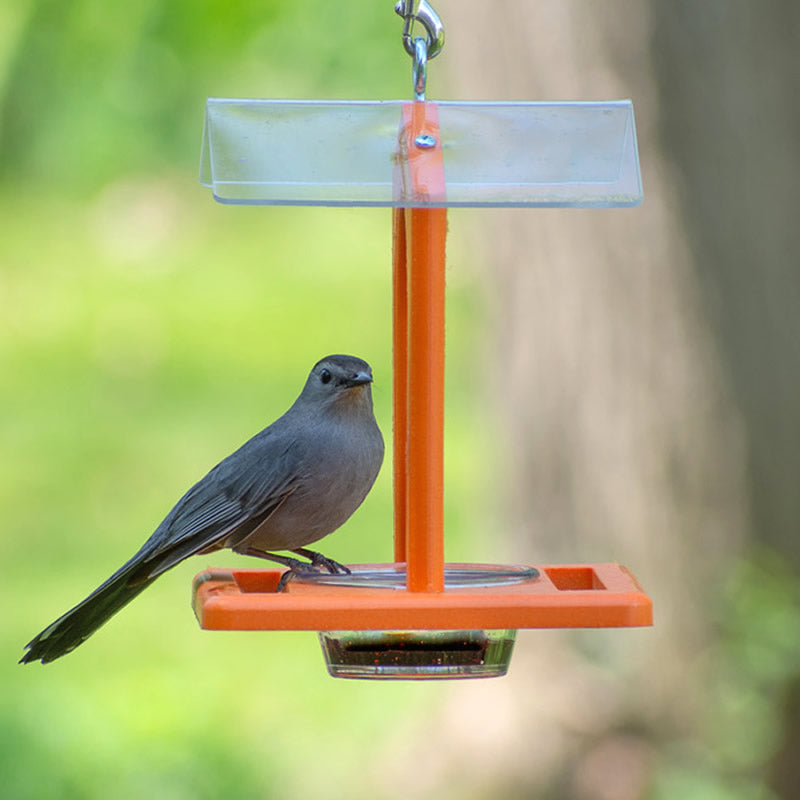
[{"x1": 346, "y1": 371, "x2": 373, "y2": 387}]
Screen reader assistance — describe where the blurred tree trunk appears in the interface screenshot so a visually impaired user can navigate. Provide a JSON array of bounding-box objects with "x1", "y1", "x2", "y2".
[
  {"x1": 651, "y1": 1, "x2": 800, "y2": 564},
  {"x1": 374, "y1": 2, "x2": 799, "y2": 798},
  {"x1": 649, "y1": 5, "x2": 800, "y2": 798}
]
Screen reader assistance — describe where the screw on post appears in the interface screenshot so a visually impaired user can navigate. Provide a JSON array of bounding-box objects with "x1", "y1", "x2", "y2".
[
  {"x1": 414, "y1": 133, "x2": 437, "y2": 149},
  {"x1": 394, "y1": 0, "x2": 445, "y2": 101}
]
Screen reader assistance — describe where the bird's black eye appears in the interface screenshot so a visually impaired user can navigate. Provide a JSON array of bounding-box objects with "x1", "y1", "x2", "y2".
[{"x1": 320, "y1": 368, "x2": 332, "y2": 385}]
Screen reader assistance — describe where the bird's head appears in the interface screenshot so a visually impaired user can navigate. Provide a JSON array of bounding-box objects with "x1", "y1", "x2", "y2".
[{"x1": 299, "y1": 354, "x2": 376, "y2": 413}]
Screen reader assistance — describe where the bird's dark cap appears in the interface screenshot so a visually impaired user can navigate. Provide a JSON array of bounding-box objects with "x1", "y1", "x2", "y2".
[{"x1": 315, "y1": 354, "x2": 372, "y2": 373}]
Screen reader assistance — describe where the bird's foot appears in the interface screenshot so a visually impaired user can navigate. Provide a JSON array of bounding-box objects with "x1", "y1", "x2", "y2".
[
  {"x1": 291, "y1": 548, "x2": 351, "y2": 576},
  {"x1": 238, "y1": 548, "x2": 350, "y2": 591},
  {"x1": 275, "y1": 567, "x2": 303, "y2": 593},
  {"x1": 237, "y1": 549, "x2": 319, "y2": 592}
]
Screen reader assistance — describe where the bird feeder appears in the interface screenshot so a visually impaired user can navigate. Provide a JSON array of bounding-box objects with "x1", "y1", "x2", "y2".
[{"x1": 193, "y1": 2, "x2": 652, "y2": 679}]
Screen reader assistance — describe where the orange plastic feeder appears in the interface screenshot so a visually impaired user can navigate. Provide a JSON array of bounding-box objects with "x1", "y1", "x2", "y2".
[{"x1": 194, "y1": 93, "x2": 652, "y2": 679}]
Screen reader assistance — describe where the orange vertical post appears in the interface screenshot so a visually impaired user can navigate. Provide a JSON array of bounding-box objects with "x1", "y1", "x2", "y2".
[
  {"x1": 394, "y1": 102, "x2": 447, "y2": 593},
  {"x1": 391, "y1": 206, "x2": 408, "y2": 563}
]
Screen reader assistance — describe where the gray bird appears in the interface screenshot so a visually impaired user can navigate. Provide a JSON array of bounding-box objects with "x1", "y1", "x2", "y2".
[{"x1": 21, "y1": 354, "x2": 384, "y2": 664}]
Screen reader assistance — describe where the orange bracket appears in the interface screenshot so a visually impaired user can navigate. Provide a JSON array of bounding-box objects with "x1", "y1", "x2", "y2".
[{"x1": 192, "y1": 102, "x2": 653, "y2": 632}]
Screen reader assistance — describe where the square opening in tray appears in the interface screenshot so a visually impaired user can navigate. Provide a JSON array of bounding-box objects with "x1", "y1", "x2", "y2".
[{"x1": 545, "y1": 566, "x2": 607, "y2": 591}]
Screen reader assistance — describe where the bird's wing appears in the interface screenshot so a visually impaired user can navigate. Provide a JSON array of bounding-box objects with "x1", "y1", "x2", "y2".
[{"x1": 128, "y1": 434, "x2": 300, "y2": 582}]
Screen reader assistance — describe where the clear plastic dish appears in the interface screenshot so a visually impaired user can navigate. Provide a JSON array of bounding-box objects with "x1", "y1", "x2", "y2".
[
  {"x1": 288, "y1": 562, "x2": 539, "y2": 590},
  {"x1": 319, "y1": 628, "x2": 517, "y2": 680}
]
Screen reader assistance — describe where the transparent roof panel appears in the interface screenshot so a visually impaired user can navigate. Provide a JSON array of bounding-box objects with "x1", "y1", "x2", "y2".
[{"x1": 200, "y1": 99, "x2": 642, "y2": 208}]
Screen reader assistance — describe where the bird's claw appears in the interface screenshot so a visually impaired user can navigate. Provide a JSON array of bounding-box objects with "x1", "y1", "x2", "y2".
[
  {"x1": 275, "y1": 549, "x2": 351, "y2": 591},
  {"x1": 276, "y1": 563, "x2": 313, "y2": 592},
  {"x1": 291, "y1": 548, "x2": 351, "y2": 576},
  {"x1": 308, "y1": 553, "x2": 351, "y2": 576}
]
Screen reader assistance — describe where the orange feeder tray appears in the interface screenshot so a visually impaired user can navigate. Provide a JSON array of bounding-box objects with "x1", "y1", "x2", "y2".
[
  {"x1": 194, "y1": 101, "x2": 653, "y2": 679},
  {"x1": 193, "y1": 563, "x2": 651, "y2": 631}
]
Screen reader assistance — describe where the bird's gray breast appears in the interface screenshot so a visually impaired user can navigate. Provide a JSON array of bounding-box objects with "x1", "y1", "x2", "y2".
[{"x1": 234, "y1": 412, "x2": 383, "y2": 553}]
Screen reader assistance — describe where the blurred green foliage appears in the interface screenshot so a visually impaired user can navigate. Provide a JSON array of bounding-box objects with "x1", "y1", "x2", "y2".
[
  {"x1": 0, "y1": 3, "x2": 494, "y2": 798},
  {"x1": 0, "y1": 0, "x2": 410, "y2": 190},
  {"x1": 650, "y1": 549, "x2": 800, "y2": 800}
]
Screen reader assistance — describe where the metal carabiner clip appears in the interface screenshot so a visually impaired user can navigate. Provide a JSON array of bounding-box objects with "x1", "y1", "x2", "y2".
[
  {"x1": 394, "y1": 0, "x2": 445, "y2": 61},
  {"x1": 412, "y1": 36, "x2": 428, "y2": 101}
]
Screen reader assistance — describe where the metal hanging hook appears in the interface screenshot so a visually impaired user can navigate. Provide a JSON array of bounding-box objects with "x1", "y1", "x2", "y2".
[
  {"x1": 412, "y1": 36, "x2": 428, "y2": 101},
  {"x1": 394, "y1": 0, "x2": 445, "y2": 61}
]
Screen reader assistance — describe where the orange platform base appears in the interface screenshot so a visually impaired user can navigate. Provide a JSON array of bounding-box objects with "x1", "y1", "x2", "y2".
[{"x1": 192, "y1": 562, "x2": 652, "y2": 631}]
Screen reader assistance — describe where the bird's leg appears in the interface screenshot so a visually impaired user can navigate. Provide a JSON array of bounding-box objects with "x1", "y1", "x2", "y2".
[
  {"x1": 236, "y1": 548, "x2": 318, "y2": 592},
  {"x1": 291, "y1": 548, "x2": 351, "y2": 576},
  {"x1": 237, "y1": 547, "x2": 351, "y2": 591}
]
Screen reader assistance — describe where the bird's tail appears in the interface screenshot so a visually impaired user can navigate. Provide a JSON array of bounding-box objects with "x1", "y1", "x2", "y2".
[{"x1": 20, "y1": 560, "x2": 157, "y2": 664}]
